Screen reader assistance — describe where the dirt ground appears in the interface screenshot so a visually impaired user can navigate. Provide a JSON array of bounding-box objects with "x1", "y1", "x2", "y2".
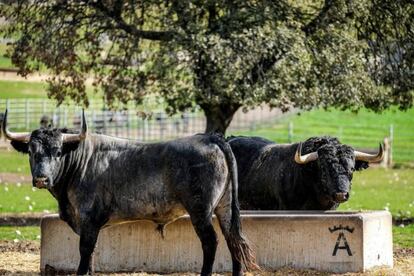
[{"x1": 0, "y1": 241, "x2": 413, "y2": 276}]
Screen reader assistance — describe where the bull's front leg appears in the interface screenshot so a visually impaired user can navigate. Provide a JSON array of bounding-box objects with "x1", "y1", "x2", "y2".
[{"x1": 77, "y1": 217, "x2": 100, "y2": 275}]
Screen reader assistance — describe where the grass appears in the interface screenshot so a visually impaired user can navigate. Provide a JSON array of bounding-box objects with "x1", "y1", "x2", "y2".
[
  {"x1": 0, "y1": 149, "x2": 30, "y2": 174},
  {"x1": 230, "y1": 107, "x2": 414, "y2": 164},
  {"x1": 0, "y1": 80, "x2": 104, "y2": 100},
  {"x1": 0, "y1": 80, "x2": 48, "y2": 99},
  {"x1": 0, "y1": 183, "x2": 57, "y2": 213},
  {"x1": 338, "y1": 168, "x2": 414, "y2": 219},
  {"x1": 393, "y1": 224, "x2": 414, "y2": 248},
  {"x1": 0, "y1": 56, "x2": 14, "y2": 69},
  {"x1": 0, "y1": 226, "x2": 40, "y2": 241}
]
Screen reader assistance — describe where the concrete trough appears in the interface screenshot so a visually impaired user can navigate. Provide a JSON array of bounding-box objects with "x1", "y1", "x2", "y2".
[{"x1": 40, "y1": 211, "x2": 393, "y2": 273}]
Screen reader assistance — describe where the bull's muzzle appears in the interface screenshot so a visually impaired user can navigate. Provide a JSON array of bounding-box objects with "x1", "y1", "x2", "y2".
[
  {"x1": 33, "y1": 177, "x2": 48, "y2": 189},
  {"x1": 334, "y1": 192, "x2": 349, "y2": 203}
]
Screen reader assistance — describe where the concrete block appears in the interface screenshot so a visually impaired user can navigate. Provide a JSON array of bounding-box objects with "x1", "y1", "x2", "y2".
[{"x1": 40, "y1": 211, "x2": 393, "y2": 273}]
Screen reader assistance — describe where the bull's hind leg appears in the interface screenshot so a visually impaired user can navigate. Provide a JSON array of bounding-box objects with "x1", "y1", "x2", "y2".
[
  {"x1": 187, "y1": 210, "x2": 218, "y2": 276},
  {"x1": 215, "y1": 194, "x2": 242, "y2": 276},
  {"x1": 215, "y1": 189, "x2": 258, "y2": 276}
]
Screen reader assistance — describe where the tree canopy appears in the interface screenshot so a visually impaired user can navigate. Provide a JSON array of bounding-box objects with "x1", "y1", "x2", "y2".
[{"x1": 1, "y1": 0, "x2": 413, "y2": 133}]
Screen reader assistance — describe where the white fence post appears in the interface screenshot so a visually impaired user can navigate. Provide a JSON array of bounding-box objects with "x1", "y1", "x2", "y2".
[
  {"x1": 389, "y1": 124, "x2": 394, "y2": 166},
  {"x1": 25, "y1": 99, "x2": 29, "y2": 130}
]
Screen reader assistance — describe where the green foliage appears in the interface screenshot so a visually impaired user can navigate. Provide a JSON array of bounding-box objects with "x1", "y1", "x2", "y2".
[
  {"x1": 0, "y1": 183, "x2": 57, "y2": 213},
  {"x1": 1, "y1": 1, "x2": 413, "y2": 133},
  {"x1": 0, "y1": 43, "x2": 14, "y2": 69}
]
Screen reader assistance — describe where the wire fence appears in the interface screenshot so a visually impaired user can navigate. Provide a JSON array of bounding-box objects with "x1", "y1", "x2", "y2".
[
  {"x1": 0, "y1": 98, "x2": 412, "y2": 164},
  {"x1": 0, "y1": 98, "x2": 287, "y2": 141}
]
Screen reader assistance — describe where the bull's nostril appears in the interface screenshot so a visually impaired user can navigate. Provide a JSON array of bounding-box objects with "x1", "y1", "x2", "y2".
[
  {"x1": 33, "y1": 177, "x2": 48, "y2": 188},
  {"x1": 335, "y1": 192, "x2": 349, "y2": 202}
]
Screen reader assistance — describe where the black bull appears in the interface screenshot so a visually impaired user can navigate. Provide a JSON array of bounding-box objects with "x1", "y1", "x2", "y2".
[
  {"x1": 2, "y1": 110, "x2": 258, "y2": 276},
  {"x1": 228, "y1": 136, "x2": 383, "y2": 210}
]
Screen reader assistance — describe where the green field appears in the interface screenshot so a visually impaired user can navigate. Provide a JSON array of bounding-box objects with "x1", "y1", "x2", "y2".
[
  {"x1": 230, "y1": 107, "x2": 414, "y2": 164},
  {"x1": 0, "y1": 80, "x2": 104, "y2": 100},
  {"x1": 0, "y1": 149, "x2": 30, "y2": 174},
  {"x1": 0, "y1": 226, "x2": 40, "y2": 241},
  {"x1": 0, "y1": 183, "x2": 57, "y2": 213},
  {"x1": 393, "y1": 224, "x2": 414, "y2": 248},
  {"x1": 338, "y1": 169, "x2": 414, "y2": 219},
  {"x1": 0, "y1": 80, "x2": 48, "y2": 99}
]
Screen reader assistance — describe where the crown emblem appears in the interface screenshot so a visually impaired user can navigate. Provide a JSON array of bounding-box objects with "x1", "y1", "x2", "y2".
[{"x1": 329, "y1": 224, "x2": 354, "y2": 233}]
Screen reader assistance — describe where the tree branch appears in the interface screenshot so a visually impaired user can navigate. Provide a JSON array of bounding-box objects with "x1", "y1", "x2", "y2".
[
  {"x1": 246, "y1": 0, "x2": 339, "y2": 86},
  {"x1": 302, "y1": 0, "x2": 336, "y2": 36},
  {"x1": 89, "y1": 2, "x2": 176, "y2": 41}
]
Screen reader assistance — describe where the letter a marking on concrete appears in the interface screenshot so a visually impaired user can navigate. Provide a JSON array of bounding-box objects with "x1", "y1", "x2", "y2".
[
  {"x1": 332, "y1": 232, "x2": 352, "y2": 256},
  {"x1": 329, "y1": 224, "x2": 354, "y2": 256}
]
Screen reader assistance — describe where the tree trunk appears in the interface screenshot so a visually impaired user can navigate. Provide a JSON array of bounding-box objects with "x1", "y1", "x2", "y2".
[{"x1": 201, "y1": 103, "x2": 241, "y2": 134}]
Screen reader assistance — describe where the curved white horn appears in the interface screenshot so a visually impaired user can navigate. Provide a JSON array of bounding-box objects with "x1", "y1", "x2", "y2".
[
  {"x1": 62, "y1": 109, "x2": 88, "y2": 143},
  {"x1": 355, "y1": 143, "x2": 384, "y2": 163},
  {"x1": 294, "y1": 142, "x2": 318, "y2": 164},
  {"x1": 2, "y1": 109, "x2": 31, "y2": 142}
]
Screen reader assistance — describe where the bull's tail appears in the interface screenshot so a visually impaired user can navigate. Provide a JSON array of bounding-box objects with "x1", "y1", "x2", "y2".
[{"x1": 213, "y1": 134, "x2": 259, "y2": 271}]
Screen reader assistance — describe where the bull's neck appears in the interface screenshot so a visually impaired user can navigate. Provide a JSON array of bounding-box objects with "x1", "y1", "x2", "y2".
[{"x1": 50, "y1": 134, "x2": 138, "y2": 197}]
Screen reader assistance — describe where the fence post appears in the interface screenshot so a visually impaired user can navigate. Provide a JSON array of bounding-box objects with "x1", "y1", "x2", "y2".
[
  {"x1": 42, "y1": 100, "x2": 46, "y2": 115},
  {"x1": 102, "y1": 110, "x2": 107, "y2": 135},
  {"x1": 288, "y1": 121, "x2": 293, "y2": 143},
  {"x1": 389, "y1": 124, "x2": 394, "y2": 166},
  {"x1": 25, "y1": 99, "x2": 29, "y2": 130},
  {"x1": 63, "y1": 108, "x2": 68, "y2": 127},
  {"x1": 126, "y1": 111, "x2": 130, "y2": 139},
  {"x1": 92, "y1": 109, "x2": 96, "y2": 133}
]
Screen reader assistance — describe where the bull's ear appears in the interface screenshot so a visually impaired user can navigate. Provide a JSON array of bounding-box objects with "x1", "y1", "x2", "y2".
[
  {"x1": 10, "y1": 140, "x2": 29, "y2": 154},
  {"x1": 62, "y1": 141, "x2": 80, "y2": 155},
  {"x1": 355, "y1": 160, "x2": 369, "y2": 171}
]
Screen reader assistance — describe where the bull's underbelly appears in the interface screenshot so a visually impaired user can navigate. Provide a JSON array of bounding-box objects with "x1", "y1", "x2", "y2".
[{"x1": 108, "y1": 201, "x2": 187, "y2": 226}]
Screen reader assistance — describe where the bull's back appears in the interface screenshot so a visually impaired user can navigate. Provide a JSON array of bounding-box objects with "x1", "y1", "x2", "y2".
[
  {"x1": 227, "y1": 136, "x2": 274, "y2": 180},
  {"x1": 108, "y1": 134, "x2": 228, "y2": 222}
]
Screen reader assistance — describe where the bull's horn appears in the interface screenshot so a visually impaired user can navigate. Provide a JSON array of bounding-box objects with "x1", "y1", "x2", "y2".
[
  {"x1": 2, "y1": 109, "x2": 31, "y2": 142},
  {"x1": 294, "y1": 142, "x2": 318, "y2": 164},
  {"x1": 355, "y1": 143, "x2": 384, "y2": 163},
  {"x1": 62, "y1": 109, "x2": 88, "y2": 143}
]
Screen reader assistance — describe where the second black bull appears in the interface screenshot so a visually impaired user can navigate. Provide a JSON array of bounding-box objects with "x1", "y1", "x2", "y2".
[{"x1": 228, "y1": 136, "x2": 384, "y2": 210}]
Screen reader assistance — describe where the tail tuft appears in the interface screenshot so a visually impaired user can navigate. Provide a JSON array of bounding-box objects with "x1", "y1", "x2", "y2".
[{"x1": 227, "y1": 230, "x2": 260, "y2": 271}]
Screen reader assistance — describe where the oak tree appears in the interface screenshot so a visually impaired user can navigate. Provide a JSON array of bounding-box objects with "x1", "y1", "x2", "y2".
[{"x1": 1, "y1": 0, "x2": 413, "y2": 133}]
